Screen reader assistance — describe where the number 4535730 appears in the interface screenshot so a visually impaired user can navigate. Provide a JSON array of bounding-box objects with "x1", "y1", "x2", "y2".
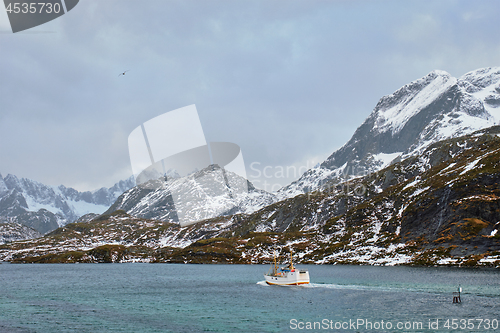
[
  {"x1": 444, "y1": 319, "x2": 499, "y2": 330},
  {"x1": 5, "y1": 2, "x2": 62, "y2": 14}
]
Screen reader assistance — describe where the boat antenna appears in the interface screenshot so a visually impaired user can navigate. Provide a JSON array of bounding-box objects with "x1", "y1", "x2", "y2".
[{"x1": 273, "y1": 250, "x2": 278, "y2": 275}]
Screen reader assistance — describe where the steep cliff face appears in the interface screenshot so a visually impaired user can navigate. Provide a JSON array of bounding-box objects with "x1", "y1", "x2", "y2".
[{"x1": 280, "y1": 67, "x2": 500, "y2": 198}]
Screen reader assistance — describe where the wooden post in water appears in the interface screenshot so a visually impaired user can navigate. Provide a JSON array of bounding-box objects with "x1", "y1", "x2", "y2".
[{"x1": 452, "y1": 285, "x2": 462, "y2": 303}]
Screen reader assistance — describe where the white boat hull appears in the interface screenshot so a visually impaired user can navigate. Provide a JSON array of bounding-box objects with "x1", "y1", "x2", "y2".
[{"x1": 264, "y1": 269, "x2": 310, "y2": 285}]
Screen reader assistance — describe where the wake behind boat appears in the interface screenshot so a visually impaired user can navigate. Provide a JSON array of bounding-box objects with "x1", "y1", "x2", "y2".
[{"x1": 264, "y1": 250, "x2": 309, "y2": 285}]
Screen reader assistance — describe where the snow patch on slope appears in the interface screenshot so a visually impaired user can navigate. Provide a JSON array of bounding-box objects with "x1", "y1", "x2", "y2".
[
  {"x1": 374, "y1": 71, "x2": 457, "y2": 134},
  {"x1": 371, "y1": 152, "x2": 402, "y2": 168}
]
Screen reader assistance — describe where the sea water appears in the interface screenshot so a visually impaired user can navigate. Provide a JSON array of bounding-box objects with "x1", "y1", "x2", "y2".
[{"x1": 0, "y1": 264, "x2": 498, "y2": 332}]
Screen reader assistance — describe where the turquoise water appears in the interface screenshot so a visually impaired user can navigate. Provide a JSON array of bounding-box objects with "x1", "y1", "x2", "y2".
[{"x1": 0, "y1": 264, "x2": 499, "y2": 332}]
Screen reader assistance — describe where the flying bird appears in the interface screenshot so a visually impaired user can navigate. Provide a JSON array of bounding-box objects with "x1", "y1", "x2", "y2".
[{"x1": 118, "y1": 70, "x2": 130, "y2": 77}]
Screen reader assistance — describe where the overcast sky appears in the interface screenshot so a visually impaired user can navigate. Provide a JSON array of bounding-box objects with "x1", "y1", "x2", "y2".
[{"x1": 1, "y1": 0, "x2": 500, "y2": 191}]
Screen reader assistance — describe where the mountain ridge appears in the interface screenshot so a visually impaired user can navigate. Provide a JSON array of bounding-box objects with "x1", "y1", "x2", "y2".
[
  {"x1": 0, "y1": 173, "x2": 135, "y2": 234},
  {"x1": 2, "y1": 126, "x2": 499, "y2": 266},
  {"x1": 105, "y1": 164, "x2": 276, "y2": 225},
  {"x1": 2, "y1": 67, "x2": 500, "y2": 266},
  {"x1": 280, "y1": 67, "x2": 500, "y2": 198}
]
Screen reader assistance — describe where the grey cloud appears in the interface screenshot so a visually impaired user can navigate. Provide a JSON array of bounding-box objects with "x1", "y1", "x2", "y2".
[{"x1": 1, "y1": 0, "x2": 500, "y2": 190}]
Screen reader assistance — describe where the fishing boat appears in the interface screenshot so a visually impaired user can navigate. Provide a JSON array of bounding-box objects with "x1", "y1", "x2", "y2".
[{"x1": 264, "y1": 250, "x2": 309, "y2": 285}]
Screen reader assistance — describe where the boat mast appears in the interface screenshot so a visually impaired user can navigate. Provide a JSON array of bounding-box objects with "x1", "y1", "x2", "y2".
[
  {"x1": 290, "y1": 249, "x2": 294, "y2": 270},
  {"x1": 273, "y1": 252, "x2": 278, "y2": 275}
]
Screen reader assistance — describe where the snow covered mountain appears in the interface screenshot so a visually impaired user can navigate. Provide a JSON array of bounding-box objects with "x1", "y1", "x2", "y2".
[
  {"x1": 4, "y1": 66, "x2": 500, "y2": 241},
  {"x1": 280, "y1": 67, "x2": 500, "y2": 198},
  {"x1": 103, "y1": 67, "x2": 500, "y2": 227},
  {"x1": 3, "y1": 67, "x2": 500, "y2": 266},
  {"x1": 105, "y1": 164, "x2": 276, "y2": 225},
  {"x1": 0, "y1": 219, "x2": 42, "y2": 245},
  {"x1": 3, "y1": 126, "x2": 500, "y2": 265},
  {"x1": 0, "y1": 174, "x2": 135, "y2": 233}
]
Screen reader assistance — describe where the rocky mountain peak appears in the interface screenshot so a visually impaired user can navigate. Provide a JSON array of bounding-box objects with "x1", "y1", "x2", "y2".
[
  {"x1": 371, "y1": 70, "x2": 457, "y2": 135},
  {"x1": 0, "y1": 173, "x2": 8, "y2": 195},
  {"x1": 280, "y1": 67, "x2": 500, "y2": 198},
  {"x1": 106, "y1": 164, "x2": 275, "y2": 226},
  {"x1": 0, "y1": 174, "x2": 136, "y2": 234},
  {"x1": 459, "y1": 67, "x2": 500, "y2": 91}
]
